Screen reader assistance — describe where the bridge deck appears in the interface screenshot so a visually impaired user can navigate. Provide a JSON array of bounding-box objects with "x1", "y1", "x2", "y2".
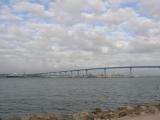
[{"x1": 35, "y1": 65, "x2": 160, "y2": 75}]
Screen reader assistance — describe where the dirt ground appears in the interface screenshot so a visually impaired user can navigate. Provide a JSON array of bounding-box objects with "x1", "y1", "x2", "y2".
[{"x1": 118, "y1": 113, "x2": 160, "y2": 120}]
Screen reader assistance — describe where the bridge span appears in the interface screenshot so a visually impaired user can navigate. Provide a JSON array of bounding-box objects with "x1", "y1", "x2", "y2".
[{"x1": 30, "y1": 65, "x2": 160, "y2": 78}]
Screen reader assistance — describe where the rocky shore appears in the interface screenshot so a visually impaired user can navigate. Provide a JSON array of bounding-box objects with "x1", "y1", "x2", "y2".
[{"x1": 4, "y1": 102, "x2": 160, "y2": 120}]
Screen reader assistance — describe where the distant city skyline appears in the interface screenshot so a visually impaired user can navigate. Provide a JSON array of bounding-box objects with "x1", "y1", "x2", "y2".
[{"x1": 0, "y1": 0, "x2": 160, "y2": 73}]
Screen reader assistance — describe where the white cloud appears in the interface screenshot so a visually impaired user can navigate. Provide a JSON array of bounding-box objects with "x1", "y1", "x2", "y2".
[
  {"x1": 127, "y1": 16, "x2": 158, "y2": 35},
  {"x1": 15, "y1": 1, "x2": 44, "y2": 12},
  {"x1": 0, "y1": 13, "x2": 22, "y2": 21},
  {"x1": 101, "y1": 8, "x2": 138, "y2": 25},
  {"x1": 128, "y1": 36, "x2": 160, "y2": 54},
  {"x1": 82, "y1": 7, "x2": 138, "y2": 26},
  {"x1": 0, "y1": 0, "x2": 160, "y2": 73},
  {"x1": 14, "y1": 1, "x2": 50, "y2": 17},
  {"x1": 136, "y1": 0, "x2": 160, "y2": 20},
  {"x1": 0, "y1": 6, "x2": 22, "y2": 21},
  {"x1": 86, "y1": 0, "x2": 107, "y2": 12},
  {"x1": 108, "y1": 0, "x2": 126, "y2": 7}
]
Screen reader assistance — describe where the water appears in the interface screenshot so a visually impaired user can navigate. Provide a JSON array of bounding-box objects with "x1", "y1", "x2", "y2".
[{"x1": 0, "y1": 77, "x2": 160, "y2": 118}]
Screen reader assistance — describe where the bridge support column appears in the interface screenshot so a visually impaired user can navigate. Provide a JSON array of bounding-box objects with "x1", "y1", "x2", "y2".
[
  {"x1": 59, "y1": 72, "x2": 62, "y2": 77},
  {"x1": 129, "y1": 67, "x2": 133, "y2": 77},
  {"x1": 54, "y1": 72, "x2": 57, "y2": 77},
  {"x1": 104, "y1": 68, "x2": 107, "y2": 78},
  {"x1": 64, "y1": 71, "x2": 67, "y2": 77},
  {"x1": 77, "y1": 70, "x2": 80, "y2": 77},
  {"x1": 85, "y1": 69, "x2": 88, "y2": 77},
  {"x1": 70, "y1": 71, "x2": 73, "y2": 78},
  {"x1": 61, "y1": 72, "x2": 63, "y2": 77}
]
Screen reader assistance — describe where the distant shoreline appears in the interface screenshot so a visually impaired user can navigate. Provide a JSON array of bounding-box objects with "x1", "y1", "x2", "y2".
[{"x1": 1, "y1": 75, "x2": 160, "y2": 78}]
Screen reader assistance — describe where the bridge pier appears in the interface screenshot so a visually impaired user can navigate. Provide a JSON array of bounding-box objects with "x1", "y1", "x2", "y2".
[
  {"x1": 129, "y1": 67, "x2": 133, "y2": 77},
  {"x1": 59, "y1": 72, "x2": 62, "y2": 77},
  {"x1": 64, "y1": 71, "x2": 67, "y2": 77},
  {"x1": 53, "y1": 72, "x2": 56, "y2": 77},
  {"x1": 104, "y1": 68, "x2": 107, "y2": 78},
  {"x1": 77, "y1": 70, "x2": 80, "y2": 77},
  {"x1": 70, "y1": 71, "x2": 73, "y2": 78},
  {"x1": 85, "y1": 69, "x2": 88, "y2": 77}
]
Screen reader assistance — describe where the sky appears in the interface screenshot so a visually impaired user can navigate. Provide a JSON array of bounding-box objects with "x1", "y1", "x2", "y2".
[{"x1": 0, "y1": 0, "x2": 160, "y2": 73}]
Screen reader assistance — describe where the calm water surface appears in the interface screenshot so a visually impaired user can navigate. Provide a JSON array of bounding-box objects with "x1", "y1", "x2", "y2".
[{"x1": 0, "y1": 77, "x2": 160, "y2": 118}]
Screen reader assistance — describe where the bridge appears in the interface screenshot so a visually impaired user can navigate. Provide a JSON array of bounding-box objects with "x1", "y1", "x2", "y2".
[{"x1": 29, "y1": 65, "x2": 160, "y2": 78}]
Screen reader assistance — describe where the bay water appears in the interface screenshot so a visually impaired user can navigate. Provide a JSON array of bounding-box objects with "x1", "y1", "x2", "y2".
[{"x1": 0, "y1": 77, "x2": 160, "y2": 118}]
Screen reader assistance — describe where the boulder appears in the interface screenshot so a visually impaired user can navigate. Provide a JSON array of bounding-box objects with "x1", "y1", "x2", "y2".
[
  {"x1": 7, "y1": 116, "x2": 21, "y2": 120},
  {"x1": 30, "y1": 114, "x2": 58, "y2": 120},
  {"x1": 126, "y1": 106, "x2": 134, "y2": 110},
  {"x1": 154, "y1": 104, "x2": 160, "y2": 111},
  {"x1": 61, "y1": 114, "x2": 74, "y2": 120},
  {"x1": 105, "y1": 111, "x2": 115, "y2": 118},
  {"x1": 20, "y1": 116, "x2": 30, "y2": 120},
  {"x1": 94, "y1": 108, "x2": 102, "y2": 113},
  {"x1": 48, "y1": 114, "x2": 60, "y2": 120},
  {"x1": 140, "y1": 112, "x2": 145, "y2": 116},
  {"x1": 118, "y1": 112, "x2": 128, "y2": 118},
  {"x1": 73, "y1": 112, "x2": 94, "y2": 120},
  {"x1": 140, "y1": 106, "x2": 147, "y2": 111},
  {"x1": 148, "y1": 106, "x2": 159, "y2": 113}
]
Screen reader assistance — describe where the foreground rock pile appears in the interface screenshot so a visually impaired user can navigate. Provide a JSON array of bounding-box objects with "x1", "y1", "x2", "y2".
[{"x1": 5, "y1": 103, "x2": 160, "y2": 120}]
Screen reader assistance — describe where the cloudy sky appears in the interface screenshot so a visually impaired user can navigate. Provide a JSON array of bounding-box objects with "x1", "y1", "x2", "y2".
[{"x1": 0, "y1": 0, "x2": 160, "y2": 73}]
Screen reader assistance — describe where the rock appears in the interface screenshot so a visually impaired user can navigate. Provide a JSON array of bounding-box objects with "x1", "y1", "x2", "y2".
[
  {"x1": 154, "y1": 104, "x2": 160, "y2": 111},
  {"x1": 148, "y1": 106, "x2": 159, "y2": 113},
  {"x1": 95, "y1": 111, "x2": 115, "y2": 119},
  {"x1": 140, "y1": 106, "x2": 147, "y2": 111},
  {"x1": 30, "y1": 114, "x2": 58, "y2": 120},
  {"x1": 0, "y1": 118, "x2": 2, "y2": 120},
  {"x1": 117, "y1": 107, "x2": 126, "y2": 111},
  {"x1": 105, "y1": 112, "x2": 115, "y2": 118},
  {"x1": 7, "y1": 116, "x2": 21, "y2": 120},
  {"x1": 140, "y1": 112, "x2": 145, "y2": 115},
  {"x1": 93, "y1": 119, "x2": 102, "y2": 120},
  {"x1": 48, "y1": 114, "x2": 60, "y2": 120},
  {"x1": 61, "y1": 114, "x2": 74, "y2": 120},
  {"x1": 118, "y1": 112, "x2": 128, "y2": 118},
  {"x1": 81, "y1": 112, "x2": 94, "y2": 120},
  {"x1": 74, "y1": 112, "x2": 94, "y2": 120},
  {"x1": 20, "y1": 116, "x2": 30, "y2": 120},
  {"x1": 94, "y1": 118, "x2": 110, "y2": 120},
  {"x1": 94, "y1": 108, "x2": 102, "y2": 113},
  {"x1": 30, "y1": 115, "x2": 48, "y2": 120},
  {"x1": 126, "y1": 106, "x2": 134, "y2": 110}
]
